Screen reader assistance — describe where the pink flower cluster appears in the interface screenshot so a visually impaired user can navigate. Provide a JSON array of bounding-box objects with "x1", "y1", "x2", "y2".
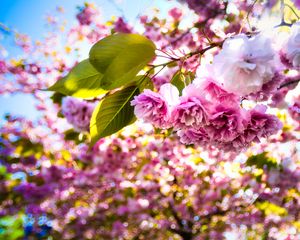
[
  {"x1": 0, "y1": 60, "x2": 7, "y2": 74},
  {"x1": 76, "y1": 4, "x2": 100, "y2": 26},
  {"x1": 132, "y1": 80, "x2": 282, "y2": 152},
  {"x1": 131, "y1": 84, "x2": 179, "y2": 129},
  {"x1": 114, "y1": 17, "x2": 132, "y2": 33},
  {"x1": 61, "y1": 97, "x2": 95, "y2": 132},
  {"x1": 130, "y1": 25, "x2": 300, "y2": 151},
  {"x1": 180, "y1": 0, "x2": 226, "y2": 20}
]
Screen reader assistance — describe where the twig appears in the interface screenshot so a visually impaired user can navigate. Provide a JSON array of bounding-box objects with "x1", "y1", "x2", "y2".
[
  {"x1": 246, "y1": 0, "x2": 259, "y2": 31},
  {"x1": 285, "y1": 4, "x2": 300, "y2": 19},
  {"x1": 161, "y1": 27, "x2": 194, "y2": 50},
  {"x1": 278, "y1": 79, "x2": 300, "y2": 89},
  {"x1": 275, "y1": 0, "x2": 293, "y2": 28},
  {"x1": 152, "y1": 41, "x2": 223, "y2": 70}
]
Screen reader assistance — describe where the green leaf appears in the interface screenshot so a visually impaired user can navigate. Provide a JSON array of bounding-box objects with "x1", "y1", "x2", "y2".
[
  {"x1": 0, "y1": 213, "x2": 24, "y2": 240},
  {"x1": 127, "y1": 75, "x2": 153, "y2": 91},
  {"x1": 246, "y1": 152, "x2": 278, "y2": 170},
  {"x1": 89, "y1": 33, "x2": 156, "y2": 90},
  {"x1": 50, "y1": 92, "x2": 65, "y2": 105},
  {"x1": 185, "y1": 71, "x2": 196, "y2": 85},
  {"x1": 261, "y1": 230, "x2": 269, "y2": 240},
  {"x1": 124, "y1": 187, "x2": 135, "y2": 198},
  {"x1": 64, "y1": 129, "x2": 80, "y2": 141},
  {"x1": 48, "y1": 59, "x2": 107, "y2": 98},
  {"x1": 14, "y1": 139, "x2": 43, "y2": 158},
  {"x1": 0, "y1": 166, "x2": 6, "y2": 175},
  {"x1": 90, "y1": 85, "x2": 139, "y2": 144},
  {"x1": 64, "y1": 129, "x2": 87, "y2": 144},
  {"x1": 171, "y1": 71, "x2": 185, "y2": 94}
]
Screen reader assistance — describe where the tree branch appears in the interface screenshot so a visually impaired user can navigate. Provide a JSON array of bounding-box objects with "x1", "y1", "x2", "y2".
[
  {"x1": 152, "y1": 41, "x2": 223, "y2": 69},
  {"x1": 279, "y1": 78, "x2": 300, "y2": 89}
]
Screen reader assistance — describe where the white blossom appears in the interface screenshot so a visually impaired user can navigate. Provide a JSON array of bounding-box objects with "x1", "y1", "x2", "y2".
[
  {"x1": 286, "y1": 22, "x2": 300, "y2": 69},
  {"x1": 213, "y1": 33, "x2": 275, "y2": 95}
]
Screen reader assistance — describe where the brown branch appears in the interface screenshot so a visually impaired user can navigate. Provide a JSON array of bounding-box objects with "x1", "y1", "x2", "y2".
[
  {"x1": 161, "y1": 28, "x2": 194, "y2": 50},
  {"x1": 152, "y1": 41, "x2": 223, "y2": 69},
  {"x1": 186, "y1": 42, "x2": 223, "y2": 58},
  {"x1": 169, "y1": 202, "x2": 184, "y2": 228},
  {"x1": 168, "y1": 227, "x2": 193, "y2": 240},
  {"x1": 279, "y1": 79, "x2": 300, "y2": 89}
]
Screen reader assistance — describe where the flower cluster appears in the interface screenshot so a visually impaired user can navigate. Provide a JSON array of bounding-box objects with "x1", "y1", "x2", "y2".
[
  {"x1": 114, "y1": 17, "x2": 132, "y2": 33},
  {"x1": 132, "y1": 79, "x2": 282, "y2": 151},
  {"x1": 180, "y1": 0, "x2": 226, "y2": 20},
  {"x1": 131, "y1": 29, "x2": 300, "y2": 151},
  {"x1": 213, "y1": 34, "x2": 277, "y2": 96},
  {"x1": 76, "y1": 3, "x2": 100, "y2": 26},
  {"x1": 131, "y1": 84, "x2": 179, "y2": 129},
  {"x1": 61, "y1": 97, "x2": 95, "y2": 132},
  {"x1": 0, "y1": 60, "x2": 7, "y2": 74}
]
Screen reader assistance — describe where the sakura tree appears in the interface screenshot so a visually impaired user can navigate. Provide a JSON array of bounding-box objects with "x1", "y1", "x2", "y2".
[{"x1": 0, "y1": 0, "x2": 300, "y2": 239}]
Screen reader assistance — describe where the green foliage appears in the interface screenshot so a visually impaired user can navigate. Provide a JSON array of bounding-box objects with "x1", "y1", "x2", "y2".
[
  {"x1": 126, "y1": 75, "x2": 153, "y2": 92},
  {"x1": 261, "y1": 230, "x2": 269, "y2": 240},
  {"x1": 0, "y1": 165, "x2": 6, "y2": 176},
  {"x1": 50, "y1": 92, "x2": 65, "y2": 105},
  {"x1": 0, "y1": 214, "x2": 24, "y2": 240},
  {"x1": 14, "y1": 139, "x2": 43, "y2": 158},
  {"x1": 124, "y1": 187, "x2": 135, "y2": 198},
  {"x1": 185, "y1": 71, "x2": 195, "y2": 84},
  {"x1": 90, "y1": 85, "x2": 139, "y2": 144},
  {"x1": 48, "y1": 59, "x2": 107, "y2": 98},
  {"x1": 64, "y1": 129, "x2": 88, "y2": 144},
  {"x1": 135, "y1": 75, "x2": 154, "y2": 91},
  {"x1": 171, "y1": 71, "x2": 185, "y2": 94},
  {"x1": 89, "y1": 33, "x2": 156, "y2": 90},
  {"x1": 246, "y1": 152, "x2": 278, "y2": 170}
]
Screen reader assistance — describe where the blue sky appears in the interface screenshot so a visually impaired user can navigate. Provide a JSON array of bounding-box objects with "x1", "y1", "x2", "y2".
[{"x1": 0, "y1": 0, "x2": 177, "y2": 121}]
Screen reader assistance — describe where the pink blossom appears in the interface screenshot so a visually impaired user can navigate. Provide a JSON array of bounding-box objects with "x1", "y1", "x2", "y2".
[
  {"x1": 213, "y1": 33, "x2": 276, "y2": 95},
  {"x1": 168, "y1": 8, "x2": 182, "y2": 20},
  {"x1": 196, "y1": 78, "x2": 239, "y2": 104},
  {"x1": 131, "y1": 89, "x2": 169, "y2": 128},
  {"x1": 76, "y1": 4, "x2": 99, "y2": 25},
  {"x1": 206, "y1": 104, "x2": 246, "y2": 142},
  {"x1": 246, "y1": 105, "x2": 282, "y2": 140},
  {"x1": 62, "y1": 97, "x2": 95, "y2": 132},
  {"x1": 270, "y1": 88, "x2": 288, "y2": 108},
  {"x1": 247, "y1": 72, "x2": 285, "y2": 102},
  {"x1": 114, "y1": 17, "x2": 132, "y2": 33},
  {"x1": 177, "y1": 128, "x2": 209, "y2": 145},
  {"x1": 131, "y1": 84, "x2": 179, "y2": 128},
  {"x1": 282, "y1": 22, "x2": 300, "y2": 69},
  {"x1": 289, "y1": 97, "x2": 300, "y2": 122},
  {"x1": 181, "y1": 0, "x2": 225, "y2": 20},
  {"x1": 0, "y1": 60, "x2": 7, "y2": 74},
  {"x1": 172, "y1": 96, "x2": 209, "y2": 129}
]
